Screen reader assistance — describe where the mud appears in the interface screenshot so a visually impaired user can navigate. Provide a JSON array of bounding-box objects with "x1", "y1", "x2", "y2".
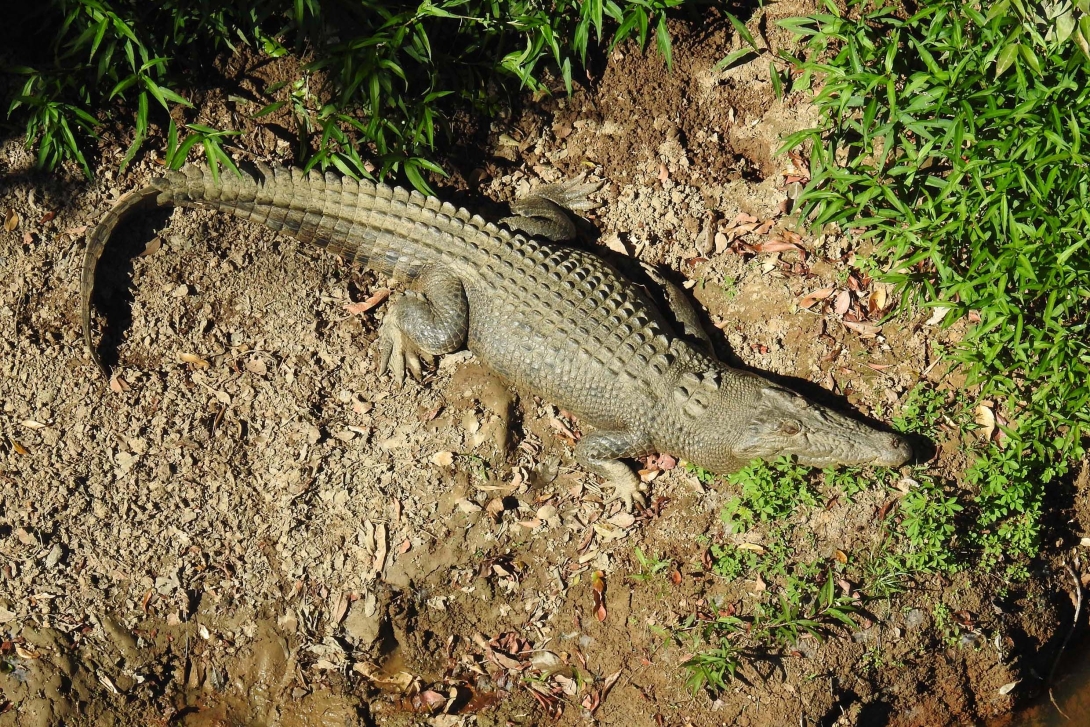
[{"x1": 0, "y1": 3, "x2": 1081, "y2": 726}]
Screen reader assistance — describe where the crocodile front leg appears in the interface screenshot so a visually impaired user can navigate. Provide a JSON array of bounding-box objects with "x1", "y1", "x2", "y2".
[
  {"x1": 377, "y1": 267, "x2": 468, "y2": 383},
  {"x1": 501, "y1": 177, "x2": 602, "y2": 242},
  {"x1": 575, "y1": 430, "x2": 655, "y2": 512}
]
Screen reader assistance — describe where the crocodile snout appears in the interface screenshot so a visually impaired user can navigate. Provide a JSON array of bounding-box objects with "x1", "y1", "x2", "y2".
[{"x1": 873, "y1": 433, "x2": 913, "y2": 468}]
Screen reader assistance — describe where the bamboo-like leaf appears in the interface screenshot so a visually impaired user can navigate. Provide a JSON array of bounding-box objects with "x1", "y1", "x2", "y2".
[{"x1": 995, "y1": 42, "x2": 1019, "y2": 77}]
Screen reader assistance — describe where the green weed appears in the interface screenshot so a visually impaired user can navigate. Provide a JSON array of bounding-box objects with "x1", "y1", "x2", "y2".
[
  {"x1": 631, "y1": 547, "x2": 671, "y2": 582},
  {"x1": 780, "y1": 0, "x2": 1089, "y2": 564},
  {"x1": 6, "y1": 0, "x2": 684, "y2": 188}
]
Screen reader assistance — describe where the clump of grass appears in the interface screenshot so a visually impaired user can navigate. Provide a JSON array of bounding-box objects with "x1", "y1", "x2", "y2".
[
  {"x1": 780, "y1": 0, "x2": 1090, "y2": 563},
  {"x1": 5, "y1": 0, "x2": 684, "y2": 189}
]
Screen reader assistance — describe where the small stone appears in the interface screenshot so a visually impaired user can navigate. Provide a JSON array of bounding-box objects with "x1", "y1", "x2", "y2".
[
  {"x1": 343, "y1": 600, "x2": 382, "y2": 646},
  {"x1": 44, "y1": 543, "x2": 64, "y2": 568}
]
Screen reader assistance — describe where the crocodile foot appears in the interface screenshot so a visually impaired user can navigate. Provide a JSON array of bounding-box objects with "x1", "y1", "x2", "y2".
[
  {"x1": 605, "y1": 470, "x2": 650, "y2": 513},
  {"x1": 376, "y1": 320, "x2": 429, "y2": 383}
]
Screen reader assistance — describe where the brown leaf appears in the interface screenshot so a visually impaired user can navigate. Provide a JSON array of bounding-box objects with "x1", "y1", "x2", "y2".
[
  {"x1": 834, "y1": 290, "x2": 851, "y2": 316},
  {"x1": 65, "y1": 225, "x2": 88, "y2": 236},
  {"x1": 798, "y1": 287, "x2": 835, "y2": 309},
  {"x1": 658, "y1": 163, "x2": 669, "y2": 181},
  {"x1": 431, "y1": 450, "x2": 454, "y2": 467},
  {"x1": 730, "y1": 212, "x2": 759, "y2": 225},
  {"x1": 14, "y1": 645, "x2": 39, "y2": 660},
  {"x1": 333, "y1": 592, "x2": 350, "y2": 625},
  {"x1": 866, "y1": 363, "x2": 893, "y2": 372},
  {"x1": 9, "y1": 439, "x2": 29, "y2": 456},
  {"x1": 244, "y1": 357, "x2": 268, "y2": 376},
  {"x1": 456, "y1": 688, "x2": 507, "y2": 714},
  {"x1": 139, "y1": 236, "x2": 162, "y2": 257},
  {"x1": 485, "y1": 498, "x2": 506, "y2": 522},
  {"x1": 398, "y1": 538, "x2": 411, "y2": 555},
  {"x1": 591, "y1": 570, "x2": 607, "y2": 622},
  {"x1": 669, "y1": 569, "x2": 682, "y2": 585},
  {"x1": 833, "y1": 549, "x2": 848, "y2": 564},
  {"x1": 868, "y1": 286, "x2": 888, "y2": 316},
  {"x1": 4, "y1": 210, "x2": 19, "y2": 232},
  {"x1": 141, "y1": 589, "x2": 155, "y2": 614},
  {"x1": 178, "y1": 352, "x2": 210, "y2": 369},
  {"x1": 38, "y1": 211, "x2": 55, "y2": 225},
  {"x1": 842, "y1": 320, "x2": 882, "y2": 337},
  {"x1": 345, "y1": 288, "x2": 390, "y2": 315},
  {"x1": 754, "y1": 219, "x2": 775, "y2": 235},
  {"x1": 974, "y1": 404, "x2": 996, "y2": 442},
  {"x1": 751, "y1": 240, "x2": 802, "y2": 254}
]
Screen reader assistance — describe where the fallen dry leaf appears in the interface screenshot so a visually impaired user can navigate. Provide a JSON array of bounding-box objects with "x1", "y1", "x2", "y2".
[
  {"x1": 975, "y1": 404, "x2": 996, "y2": 442},
  {"x1": 244, "y1": 357, "x2": 268, "y2": 375},
  {"x1": 109, "y1": 374, "x2": 130, "y2": 393},
  {"x1": 925, "y1": 305, "x2": 951, "y2": 326},
  {"x1": 833, "y1": 549, "x2": 848, "y2": 564},
  {"x1": 998, "y1": 680, "x2": 1019, "y2": 696},
  {"x1": 868, "y1": 286, "x2": 888, "y2": 316},
  {"x1": 139, "y1": 236, "x2": 162, "y2": 257},
  {"x1": 4, "y1": 210, "x2": 18, "y2": 232},
  {"x1": 178, "y1": 352, "x2": 210, "y2": 369},
  {"x1": 607, "y1": 512, "x2": 635, "y2": 529},
  {"x1": 834, "y1": 289, "x2": 851, "y2": 316},
  {"x1": 431, "y1": 450, "x2": 454, "y2": 467},
  {"x1": 9, "y1": 439, "x2": 29, "y2": 456},
  {"x1": 38, "y1": 211, "x2": 55, "y2": 224},
  {"x1": 736, "y1": 542, "x2": 765, "y2": 554},
  {"x1": 752, "y1": 239, "x2": 803, "y2": 254},
  {"x1": 591, "y1": 570, "x2": 607, "y2": 622},
  {"x1": 14, "y1": 645, "x2": 39, "y2": 660},
  {"x1": 798, "y1": 287, "x2": 835, "y2": 309},
  {"x1": 485, "y1": 498, "x2": 506, "y2": 522},
  {"x1": 842, "y1": 321, "x2": 882, "y2": 337},
  {"x1": 345, "y1": 288, "x2": 390, "y2": 315},
  {"x1": 456, "y1": 498, "x2": 482, "y2": 514}
]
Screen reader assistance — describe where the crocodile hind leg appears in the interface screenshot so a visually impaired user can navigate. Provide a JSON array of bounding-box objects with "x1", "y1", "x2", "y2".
[
  {"x1": 575, "y1": 430, "x2": 655, "y2": 512},
  {"x1": 377, "y1": 267, "x2": 468, "y2": 383},
  {"x1": 501, "y1": 177, "x2": 602, "y2": 242},
  {"x1": 640, "y1": 263, "x2": 717, "y2": 359}
]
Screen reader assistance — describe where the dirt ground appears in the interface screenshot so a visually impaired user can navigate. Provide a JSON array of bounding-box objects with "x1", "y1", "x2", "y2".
[{"x1": 1, "y1": 4, "x2": 1086, "y2": 726}]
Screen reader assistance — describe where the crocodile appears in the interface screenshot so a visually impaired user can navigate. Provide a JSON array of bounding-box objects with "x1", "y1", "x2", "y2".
[{"x1": 81, "y1": 163, "x2": 913, "y2": 508}]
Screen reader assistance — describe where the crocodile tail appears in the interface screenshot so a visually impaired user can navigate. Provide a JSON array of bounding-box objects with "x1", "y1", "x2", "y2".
[
  {"x1": 82, "y1": 163, "x2": 481, "y2": 376},
  {"x1": 81, "y1": 181, "x2": 171, "y2": 376}
]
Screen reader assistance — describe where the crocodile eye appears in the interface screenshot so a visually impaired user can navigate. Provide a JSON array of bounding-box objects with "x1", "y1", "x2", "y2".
[{"x1": 780, "y1": 419, "x2": 801, "y2": 436}]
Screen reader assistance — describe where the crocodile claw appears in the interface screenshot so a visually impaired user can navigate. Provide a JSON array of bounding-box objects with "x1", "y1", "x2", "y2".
[
  {"x1": 376, "y1": 323, "x2": 423, "y2": 384},
  {"x1": 606, "y1": 473, "x2": 650, "y2": 512}
]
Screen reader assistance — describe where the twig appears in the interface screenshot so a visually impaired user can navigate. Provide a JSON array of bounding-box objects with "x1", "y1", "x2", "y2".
[{"x1": 1047, "y1": 562, "x2": 1082, "y2": 720}]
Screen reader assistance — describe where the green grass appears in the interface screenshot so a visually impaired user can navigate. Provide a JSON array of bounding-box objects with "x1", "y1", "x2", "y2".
[
  {"x1": 780, "y1": 0, "x2": 1090, "y2": 563},
  {"x1": 665, "y1": 0, "x2": 1090, "y2": 694},
  {"x1": 5, "y1": 0, "x2": 685, "y2": 190}
]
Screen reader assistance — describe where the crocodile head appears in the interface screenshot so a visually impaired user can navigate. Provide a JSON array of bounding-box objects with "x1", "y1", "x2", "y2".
[
  {"x1": 679, "y1": 379, "x2": 913, "y2": 474},
  {"x1": 728, "y1": 384, "x2": 912, "y2": 470}
]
